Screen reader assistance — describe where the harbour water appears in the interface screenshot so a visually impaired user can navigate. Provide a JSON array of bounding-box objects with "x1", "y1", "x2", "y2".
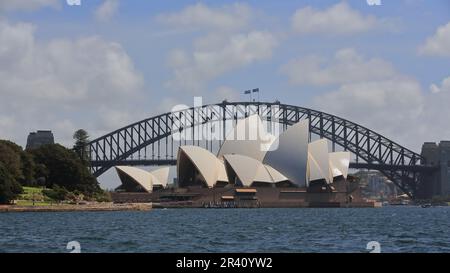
[{"x1": 0, "y1": 206, "x2": 449, "y2": 253}]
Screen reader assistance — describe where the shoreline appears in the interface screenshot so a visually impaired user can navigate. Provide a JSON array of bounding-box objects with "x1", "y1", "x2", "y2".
[
  {"x1": 151, "y1": 201, "x2": 383, "y2": 208},
  {"x1": 1, "y1": 201, "x2": 388, "y2": 212},
  {"x1": 0, "y1": 202, "x2": 152, "y2": 213}
]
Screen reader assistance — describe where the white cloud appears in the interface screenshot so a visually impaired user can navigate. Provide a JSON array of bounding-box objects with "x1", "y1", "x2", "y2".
[
  {"x1": 281, "y1": 48, "x2": 397, "y2": 86},
  {"x1": 95, "y1": 0, "x2": 119, "y2": 22},
  {"x1": 313, "y1": 72, "x2": 450, "y2": 151},
  {"x1": 0, "y1": 0, "x2": 59, "y2": 12},
  {"x1": 0, "y1": 115, "x2": 15, "y2": 136},
  {"x1": 95, "y1": 107, "x2": 136, "y2": 132},
  {"x1": 213, "y1": 86, "x2": 240, "y2": 102},
  {"x1": 154, "y1": 97, "x2": 185, "y2": 116},
  {"x1": 0, "y1": 30, "x2": 142, "y2": 103},
  {"x1": 0, "y1": 19, "x2": 144, "y2": 146},
  {"x1": 156, "y1": 3, "x2": 252, "y2": 31},
  {"x1": 53, "y1": 119, "x2": 78, "y2": 147},
  {"x1": 429, "y1": 76, "x2": 450, "y2": 94},
  {"x1": 166, "y1": 31, "x2": 278, "y2": 93},
  {"x1": 160, "y1": 3, "x2": 278, "y2": 94},
  {"x1": 298, "y1": 48, "x2": 450, "y2": 150},
  {"x1": 419, "y1": 22, "x2": 450, "y2": 57},
  {"x1": 313, "y1": 78, "x2": 426, "y2": 149},
  {"x1": 291, "y1": 2, "x2": 377, "y2": 35},
  {"x1": 424, "y1": 76, "x2": 450, "y2": 145}
]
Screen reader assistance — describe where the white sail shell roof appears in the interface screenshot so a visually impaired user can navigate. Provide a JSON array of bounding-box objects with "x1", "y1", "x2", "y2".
[
  {"x1": 178, "y1": 146, "x2": 227, "y2": 187},
  {"x1": 150, "y1": 167, "x2": 170, "y2": 187},
  {"x1": 216, "y1": 160, "x2": 229, "y2": 182},
  {"x1": 115, "y1": 166, "x2": 153, "y2": 192},
  {"x1": 265, "y1": 165, "x2": 288, "y2": 183},
  {"x1": 218, "y1": 114, "x2": 275, "y2": 161},
  {"x1": 263, "y1": 119, "x2": 309, "y2": 187},
  {"x1": 253, "y1": 165, "x2": 274, "y2": 183},
  {"x1": 223, "y1": 154, "x2": 288, "y2": 186},
  {"x1": 307, "y1": 153, "x2": 324, "y2": 185},
  {"x1": 223, "y1": 154, "x2": 263, "y2": 186},
  {"x1": 329, "y1": 152, "x2": 351, "y2": 179},
  {"x1": 308, "y1": 139, "x2": 331, "y2": 184}
]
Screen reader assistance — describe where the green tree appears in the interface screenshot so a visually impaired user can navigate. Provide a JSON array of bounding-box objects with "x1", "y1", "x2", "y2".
[
  {"x1": 33, "y1": 163, "x2": 49, "y2": 187},
  {"x1": 0, "y1": 140, "x2": 38, "y2": 186},
  {"x1": 0, "y1": 140, "x2": 23, "y2": 182},
  {"x1": 20, "y1": 152, "x2": 36, "y2": 186},
  {"x1": 30, "y1": 144, "x2": 101, "y2": 196},
  {"x1": 0, "y1": 163, "x2": 23, "y2": 204},
  {"x1": 73, "y1": 129, "x2": 90, "y2": 164},
  {"x1": 43, "y1": 185, "x2": 68, "y2": 201},
  {"x1": 93, "y1": 190, "x2": 112, "y2": 202}
]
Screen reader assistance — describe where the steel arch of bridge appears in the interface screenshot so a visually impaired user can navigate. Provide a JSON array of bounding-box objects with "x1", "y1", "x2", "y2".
[{"x1": 87, "y1": 101, "x2": 431, "y2": 199}]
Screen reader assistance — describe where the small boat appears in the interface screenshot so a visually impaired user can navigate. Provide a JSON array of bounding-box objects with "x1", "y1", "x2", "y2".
[
  {"x1": 421, "y1": 203, "x2": 432, "y2": 208},
  {"x1": 390, "y1": 199, "x2": 410, "y2": 206}
]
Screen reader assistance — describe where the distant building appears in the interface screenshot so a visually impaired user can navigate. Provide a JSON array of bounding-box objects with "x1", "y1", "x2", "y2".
[
  {"x1": 421, "y1": 141, "x2": 450, "y2": 197},
  {"x1": 26, "y1": 130, "x2": 54, "y2": 149},
  {"x1": 355, "y1": 170, "x2": 398, "y2": 199}
]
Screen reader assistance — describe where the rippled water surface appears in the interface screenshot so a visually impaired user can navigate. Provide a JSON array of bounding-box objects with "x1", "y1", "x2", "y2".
[{"x1": 1, "y1": 207, "x2": 449, "y2": 253}]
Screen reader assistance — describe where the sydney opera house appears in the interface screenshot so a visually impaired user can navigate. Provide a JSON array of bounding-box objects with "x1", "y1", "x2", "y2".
[{"x1": 113, "y1": 115, "x2": 367, "y2": 207}]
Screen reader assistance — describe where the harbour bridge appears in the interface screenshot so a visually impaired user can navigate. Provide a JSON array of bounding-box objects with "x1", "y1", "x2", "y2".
[{"x1": 86, "y1": 101, "x2": 437, "y2": 199}]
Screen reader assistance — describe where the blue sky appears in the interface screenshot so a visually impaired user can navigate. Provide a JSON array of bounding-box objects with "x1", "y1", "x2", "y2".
[
  {"x1": 1, "y1": 0, "x2": 449, "y2": 188},
  {"x1": 7, "y1": 1, "x2": 450, "y2": 93}
]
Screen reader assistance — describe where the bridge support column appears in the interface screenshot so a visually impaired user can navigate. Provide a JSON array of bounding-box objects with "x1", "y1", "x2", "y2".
[
  {"x1": 420, "y1": 141, "x2": 450, "y2": 198},
  {"x1": 440, "y1": 142, "x2": 450, "y2": 195}
]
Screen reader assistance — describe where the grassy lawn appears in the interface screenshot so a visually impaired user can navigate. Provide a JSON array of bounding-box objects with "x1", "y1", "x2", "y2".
[
  {"x1": 16, "y1": 186, "x2": 53, "y2": 206},
  {"x1": 15, "y1": 200, "x2": 54, "y2": 206},
  {"x1": 22, "y1": 186, "x2": 44, "y2": 193}
]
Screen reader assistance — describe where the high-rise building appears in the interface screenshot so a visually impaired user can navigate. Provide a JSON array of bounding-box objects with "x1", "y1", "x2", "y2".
[{"x1": 26, "y1": 130, "x2": 55, "y2": 150}]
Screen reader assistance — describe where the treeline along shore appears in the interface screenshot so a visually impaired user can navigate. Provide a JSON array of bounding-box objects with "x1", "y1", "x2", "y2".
[{"x1": 0, "y1": 129, "x2": 134, "y2": 212}]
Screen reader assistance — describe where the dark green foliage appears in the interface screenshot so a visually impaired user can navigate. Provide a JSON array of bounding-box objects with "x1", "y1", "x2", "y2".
[
  {"x1": 30, "y1": 144, "x2": 101, "y2": 196},
  {"x1": 93, "y1": 191, "x2": 112, "y2": 202},
  {"x1": 20, "y1": 152, "x2": 36, "y2": 186},
  {"x1": 0, "y1": 140, "x2": 23, "y2": 182},
  {"x1": 73, "y1": 129, "x2": 90, "y2": 164},
  {"x1": 42, "y1": 185, "x2": 68, "y2": 201},
  {"x1": 0, "y1": 137, "x2": 106, "y2": 203},
  {"x1": 33, "y1": 163, "x2": 49, "y2": 187},
  {"x1": 0, "y1": 163, "x2": 23, "y2": 204},
  {"x1": 0, "y1": 140, "x2": 38, "y2": 186}
]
